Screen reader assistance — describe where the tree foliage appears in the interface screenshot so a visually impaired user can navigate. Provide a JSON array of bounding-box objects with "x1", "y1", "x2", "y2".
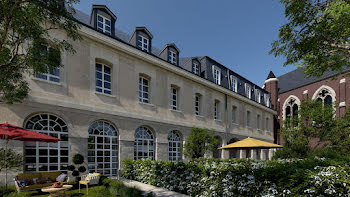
[
  {"x1": 183, "y1": 127, "x2": 221, "y2": 159},
  {"x1": 270, "y1": 0, "x2": 350, "y2": 77},
  {"x1": 0, "y1": 0, "x2": 81, "y2": 104},
  {"x1": 275, "y1": 100, "x2": 350, "y2": 158},
  {"x1": 0, "y1": 148, "x2": 23, "y2": 172}
]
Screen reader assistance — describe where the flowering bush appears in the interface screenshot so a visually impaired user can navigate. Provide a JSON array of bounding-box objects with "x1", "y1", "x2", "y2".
[{"x1": 123, "y1": 158, "x2": 350, "y2": 196}]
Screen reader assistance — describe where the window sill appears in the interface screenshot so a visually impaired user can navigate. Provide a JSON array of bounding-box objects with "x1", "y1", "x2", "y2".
[
  {"x1": 195, "y1": 114, "x2": 204, "y2": 118},
  {"x1": 95, "y1": 92, "x2": 116, "y2": 98},
  {"x1": 138, "y1": 101, "x2": 154, "y2": 107},
  {"x1": 32, "y1": 78, "x2": 62, "y2": 86},
  {"x1": 170, "y1": 109, "x2": 183, "y2": 114},
  {"x1": 232, "y1": 123, "x2": 239, "y2": 126},
  {"x1": 214, "y1": 119, "x2": 222, "y2": 122}
]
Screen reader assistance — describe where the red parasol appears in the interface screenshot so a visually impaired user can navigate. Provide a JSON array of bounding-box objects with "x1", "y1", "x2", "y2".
[{"x1": 0, "y1": 123, "x2": 60, "y2": 187}]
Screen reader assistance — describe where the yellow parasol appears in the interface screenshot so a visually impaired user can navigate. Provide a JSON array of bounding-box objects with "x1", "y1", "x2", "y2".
[{"x1": 218, "y1": 137, "x2": 282, "y2": 149}]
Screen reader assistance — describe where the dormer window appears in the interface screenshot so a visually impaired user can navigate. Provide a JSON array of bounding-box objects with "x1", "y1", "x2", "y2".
[
  {"x1": 192, "y1": 62, "x2": 199, "y2": 74},
  {"x1": 255, "y1": 89, "x2": 261, "y2": 103},
  {"x1": 245, "y1": 83, "x2": 251, "y2": 99},
  {"x1": 213, "y1": 67, "x2": 221, "y2": 85},
  {"x1": 97, "y1": 14, "x2": 111, "y2": 35},
  {"x1": 137, "y1": 35, "x2": 149, "y2": 52},
  {"x1": 159, "y1": 43, "x2": 180, "y2": 65},
  {"x1": 265, "y1": 94, "x2": 271, "y2": 107},
  {"x1": 169, "y1": 51, "x2": 177, "y2": 65},
  {"x1": 230, "y1": 76, "x2": 237, "y2": 92}
]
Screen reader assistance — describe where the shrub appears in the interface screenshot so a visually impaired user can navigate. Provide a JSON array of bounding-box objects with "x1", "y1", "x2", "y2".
[{"x1": 123, "y1": 158, "x2": 350, "y2": 196}]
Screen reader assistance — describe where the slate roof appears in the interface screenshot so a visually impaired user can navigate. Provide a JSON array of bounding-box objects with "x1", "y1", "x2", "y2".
[{"x1": 278, "y1": 67, "x2": 348, "y2": 93}]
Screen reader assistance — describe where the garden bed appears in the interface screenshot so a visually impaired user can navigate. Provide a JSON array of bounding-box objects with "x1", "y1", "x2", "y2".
[{"x1": 1, "y1": 178, "x2": 152, "y2": 197}]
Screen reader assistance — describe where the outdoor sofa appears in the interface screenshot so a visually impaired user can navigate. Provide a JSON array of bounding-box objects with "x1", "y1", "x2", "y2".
[{"x1": 14, "y1": 171, "x2": 68, "y2": 192}]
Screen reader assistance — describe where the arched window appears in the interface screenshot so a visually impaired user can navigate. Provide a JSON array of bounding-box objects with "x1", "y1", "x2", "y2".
[
  {"x1": 325, "y1": 95, "x2": 332, "y2": 106},
  {"x1": 168, "y1": 131, "x2": 182, "y2": 161},
  {"x1": 88, "y1": 121, "x2": 118, "y2": 176},
  {"x1": 292, "y1": 104, "x2": 298, "y2": 117},
  {"x1": 283, "y1": 97, "x2": 300, "y2": 120},
  {"x1": 24, "y1": 114, "x2": 68, "y2": 172},
  {"x1": 134, "y1": 126, "x2": 154, "y2": 160},
  {"x1": 312, "y1": 86, "x2": 336, "y2": 106}
]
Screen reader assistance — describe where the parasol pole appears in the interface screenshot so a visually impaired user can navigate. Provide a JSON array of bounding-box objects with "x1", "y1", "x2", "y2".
[{"x1": 4, "y1": 135, "x2": 8, "y2": 189}]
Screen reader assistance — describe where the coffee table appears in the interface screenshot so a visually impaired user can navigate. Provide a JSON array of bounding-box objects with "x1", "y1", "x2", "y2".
[{"x1": 41, "y1": 185, "x2": 73, "y2": 197}]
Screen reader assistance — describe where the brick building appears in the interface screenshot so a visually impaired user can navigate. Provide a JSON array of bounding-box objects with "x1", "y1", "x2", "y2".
[{"x1": 264, "y1": 68, "x2": 350, "y2": 144}]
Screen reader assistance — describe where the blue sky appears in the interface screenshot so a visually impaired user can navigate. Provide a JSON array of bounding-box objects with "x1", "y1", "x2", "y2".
[{"x1": 73, "y1": 0, "x2": 296, "y2": 86}]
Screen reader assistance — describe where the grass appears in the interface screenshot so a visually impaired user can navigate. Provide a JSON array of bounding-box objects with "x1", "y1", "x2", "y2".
[{"x1": 1, "y1": 179, "x2": 153, "y2": 197}]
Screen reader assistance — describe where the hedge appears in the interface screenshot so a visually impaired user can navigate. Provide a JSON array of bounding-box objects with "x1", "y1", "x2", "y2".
[{"x1": 123, "y1": 158, "x2": 350, "y2": 196}]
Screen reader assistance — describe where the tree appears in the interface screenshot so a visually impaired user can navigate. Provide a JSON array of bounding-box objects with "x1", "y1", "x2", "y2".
[
  {"x1": 270, "y1": 0, "x2": 350, "y2": 77},
  {"x1": 0, "y1": 0, "x2": 81, "y2": 104},
  {"x1": 183, "y1": 127, "x2": 221, "y2": 159},
  {"x1": 0, "y1": 148, "x2": 23, "y2": 173},
  {"x1": 275, "y1": 99, "x2": 350, "y2": 158}
]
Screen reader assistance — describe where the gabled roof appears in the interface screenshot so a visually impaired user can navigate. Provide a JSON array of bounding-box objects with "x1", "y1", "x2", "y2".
[
  {"x1": 131, "y1": 27, "x2": 153, "y2": 39},
  {"x1": 159, "y1": 43, "x2": 180, "y2": 55},
  {"x1": 90, "y1": 5, "x2": 117, "y2": 22}
]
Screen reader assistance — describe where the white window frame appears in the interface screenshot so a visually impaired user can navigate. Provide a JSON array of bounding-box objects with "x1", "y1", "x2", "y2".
[
  {"x1": 139, "y1": 76, "x2": 150, "y2": 103},
  {"x1": 265, "y1": 94, "x2": 270, "y2": 107},
  {"x1": 24, "y1": 114, "x2": 69, "y2": 172},
  {"x1": 195, "y1": 94, "x2": 200, "y2": 115},
  {"x1": 230, "y1": 76, "x2": 237, "y2": 92},
  {"x1": 35, "y1": 46, "x2": 60, "y2": 83},
  {"x1": 137, "y1": 35, "x2": 149, "y2": 52},
  {"x1": 169, "y1": 51, "x2": 177, "y2": 65},
  {"x1": 168, "y1": 131, "x2": 182, "y2": 161},
  {"x1": 192, "y1": 62, "x2": 199, "y2": 74},
  {"x1": 97, "y1": 14, "x2": 111, "y2": 35},
  {"x1": 134, "y1": 127, "x2": 154, "y2": 160},
  {"x1": 88, "y1": 121, "x2": 118, "y2": 176},
  {"x1": 96, "y1": 63, "x2": 112, "y2": 95},
  {"x1": 232, "y1": 106, "x2": 237, "y2": 125},
  {"x1": 170, "y1": 86, "x2": 178, "y2": 110},
  {"x1": 214, "y1": 100, "x2": 220, "y2": 120},
  {"x1": 213, "y1": 67, "x2": 221, "y2": 85},
  {"x1": 245, "y1": 84, "x2": 251, "y2": 99},
  {"x1": 36, "y1": 67, "x2": 60, "y2": 83},
  {"x1": 255, "y1": 89, "x2": 261, "y2": 103}
]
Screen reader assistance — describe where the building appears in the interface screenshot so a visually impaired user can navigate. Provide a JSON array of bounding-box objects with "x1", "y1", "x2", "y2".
[
  {"x1": 0, "y1": 5, "x2": 275, "y2": 181},
  {"x1": 264, "y1": 68, "x2": 350, "y2": 144}
]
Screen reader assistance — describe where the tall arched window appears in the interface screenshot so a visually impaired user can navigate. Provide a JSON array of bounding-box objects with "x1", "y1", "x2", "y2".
[
  {"x1": 283, "y1": 97, "x2": 300, "y2": 120},
  {"x1": 317, "y1": 89, "x2": 333, "y2": 106},
  {"x1": 168, "y1": 131, "x2": 182, "y2": 161},
  {"x1": 24, "y1": 114, "x2": 68, "y2": 172},
  {"x1": 88, "y1": 121, "x2": 118, "y2": 176},
  {"x1": 134, "y1": 126, "x2": 154, "y2": 160}
]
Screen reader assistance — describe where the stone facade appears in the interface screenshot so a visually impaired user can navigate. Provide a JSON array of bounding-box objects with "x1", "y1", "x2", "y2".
[{"x1": 0, "y1": 5, "x2": 275, "y2": 183}]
